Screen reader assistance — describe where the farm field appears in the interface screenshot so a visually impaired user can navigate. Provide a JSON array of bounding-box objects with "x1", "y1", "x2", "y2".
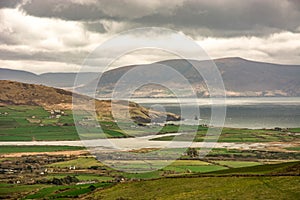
[
  {"x1": 152, "y1": 126, "x2": 300, "y2": 143},
  {"x1": 212, "y1": 160, "x2": 262, "y2": 168},
  {"x1": 47, "y1": 157, "x2": 104, "y2": 168},
  {"x1": 0, "y1": 105, "x2": 192, "y2": 141},
  {"x1": 204, "y1": 161, "x2": 300, "y2": 175},
  {"x1": 1, "y1": 105, "x2": 299, "y2": 144},
  {"x1": 84, "y1": 162, "x2": 300, "y2": 200},
  {"x1": 0, "y1": 105, "x2": 79, "y2": 141},
  {"x1": 285, "y1": 146, "x2": 300, "y2": 151},
  {"x1": 88, "y1": 176, "x2": 300, "y2": 200},
  {"x1": 46, "y1": 174, "x2": 114, "y2": 182},
  {"x1": 0, "y1": 106, "x2": 128, "y2": 141},
  {"x1": 0, "y1": 182, "x2": 113, "y2": 199},
  {"x1": 0, "y1": 145, "x2": 85, "y2": 154},
  {"x1": 46, "y1": 157, "x2": 229, "y2": 176},
  {"x1": 0, "y1": 105, "x2": 300, "y2": 199},
  {"x1": 0, "y1": 153, "x2": 299, "y2": 199}
]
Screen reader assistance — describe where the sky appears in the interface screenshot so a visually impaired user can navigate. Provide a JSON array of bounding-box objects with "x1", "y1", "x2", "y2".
[{"x1": 0, "y1": 0, "x2": 300, "y2": 73}]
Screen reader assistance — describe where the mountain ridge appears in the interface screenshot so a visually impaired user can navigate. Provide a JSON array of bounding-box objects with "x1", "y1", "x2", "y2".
[{"x1": 1, "y1": 57, "x2": 300, "y2": 97}]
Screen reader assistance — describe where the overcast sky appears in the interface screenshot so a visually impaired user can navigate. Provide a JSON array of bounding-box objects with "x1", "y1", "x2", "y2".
[{"x1": 0, "y1": 0, "x2": 300, "y2": 73}]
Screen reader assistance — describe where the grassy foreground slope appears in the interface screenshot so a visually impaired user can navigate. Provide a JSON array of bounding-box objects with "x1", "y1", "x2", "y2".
[
  {"x1": 87, "y1": 176, "x2": 300, "y2": 200},
  {"x1": 85, "y1": 161, "x2": 300, "y2": 200},
  {"x1": 0, "y1": 157, "x2": 299, "y2": 199}
]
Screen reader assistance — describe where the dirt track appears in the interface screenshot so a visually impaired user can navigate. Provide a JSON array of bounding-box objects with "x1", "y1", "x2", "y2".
[{"x1": 0, "y1": 150, "x2": 89, "y2": 157}]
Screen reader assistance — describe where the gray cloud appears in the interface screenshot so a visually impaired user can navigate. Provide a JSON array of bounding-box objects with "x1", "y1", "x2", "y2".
[
  {"x1": 20, "y1": 0, "x2": 119, "y2": 21},
  {"x1": 0, "y1": 0, "x2": 300, "y2": 74},
  {"x1": 134, "y1": 0, "x2": 300, "y2": 37},
  {"x1": 0, "y1": 49, "x2": 88, "y2": 65},
  {"x1": 19, "y1": 0, "x2": 300, "y2": 37},
  {"x1": 83, "y1": 21, "x2": 107, "y2": 33},
  {"x1": 288, "y1": 0, "x2": 300, "y2": 10},
  {"x1": 0, "y1": 0, "x2": 21, "y2": 8}
]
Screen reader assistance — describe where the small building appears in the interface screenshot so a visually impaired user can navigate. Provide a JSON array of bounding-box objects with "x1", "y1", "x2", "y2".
[{"x1": 69, "y1": 165, "x2": 76, "y2": 170}]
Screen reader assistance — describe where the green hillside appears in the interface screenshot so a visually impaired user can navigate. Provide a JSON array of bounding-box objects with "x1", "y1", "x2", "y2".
[{"x1": 87, "y1": 176, "x2": 300, "y2": 200}]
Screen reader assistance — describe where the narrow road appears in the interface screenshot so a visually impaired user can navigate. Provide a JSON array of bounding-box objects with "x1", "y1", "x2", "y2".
[{"x1": 0, "y1": 132, "x2": 295, "y2": 151}]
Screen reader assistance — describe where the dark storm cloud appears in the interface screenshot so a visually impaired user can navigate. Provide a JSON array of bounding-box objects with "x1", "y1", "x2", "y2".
[
  {"x1": 288, "y1": 0, "x2": 300, "y2": 10},
  {"x1": 134, "y1": 0, "x2": 300, "y2": 37},
  {"x1": 0, "y1": 0, "x2": 21, "y2": 8},
  {"x1": 20, "y1": 0, "x2": 118, "y2": 21},
  {"x1": 1, "y1": 0, "x2": 300, "y2": 72},
  {"x1": 19, "y1": 0, "x2": 300, "y2": 37}
]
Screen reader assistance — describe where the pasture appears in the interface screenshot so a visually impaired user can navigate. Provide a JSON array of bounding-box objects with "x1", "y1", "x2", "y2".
[{"x1": 87, "y1": 176, "x2": 300, "y2": 200}]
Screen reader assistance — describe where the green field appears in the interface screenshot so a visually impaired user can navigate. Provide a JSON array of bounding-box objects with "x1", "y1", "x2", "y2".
[
  {"x1": 0, "y1": 145, "x2": 85, "y2": 154},
  {"x1": 47, "y1": 157, "x2": 103, "y2": 168},
  {"x1": 205, "y1": 161, "x2": 300, "y2": 175},
  {"x1": 1, "y1": 105, "x2": 299, "y2": 143},
  {"x1": 285, "y1": 146, "x2": 300, "y2": 151},
  {"x1": 162, "y1": 160, "x2": 226, "y2": 173},
  {"x1": 151, "y1": 126, "x2": 300, "y2": 143},
  {"x1": 43, "y1": 157, "x2": 270, "y2": 179},
  {"x1": 46, "y1": 157, "x2": 226, "y2": 178},
  {"x1": 289, "y1": 128, "x2": 300, "y2": 133},
  {"x1": 0, "y1": 159, "x2": 299, "y2": 199},
  {"x1": 0, "y1": 106, "x2": 79, "y2": 141},
  {"x1": 0, "y1": 105, "x2": 130, "y2": 141},
  {"x1": 213, "y1": 160, "x2": 262, "y2": 168},
  {"x1": 24, "y1": 182, "x2": 113, "y2": 199},
  {"x1": 164, "y1": 165, "x2": 227, "y2": 173},
  {"x1": 0, "y1": 183, "x2": 45, "y2": 199},
  {"x1": 0, "y1": 105, "x2": 299, "y2": 199},
  {"x1": 87, "y1": 176, "x2": 300, "y2": 200},
  {"x1": 46, "y1": 174, "x2": 114, "y2": 182},
  {"x1": 102, "y1": 159, "x2": 227, "y2": 176},
  {"x1": 205, "y1": 148, "x2": 300, "y2": 160}
]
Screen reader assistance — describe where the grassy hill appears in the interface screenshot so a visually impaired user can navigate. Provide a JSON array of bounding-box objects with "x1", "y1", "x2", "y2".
[
  {"x1": 86, "y1": 176, "x2": 300, "y2": 200},
  {"x1": 0, "y1": 80, "x2": 180, "y2": 141},
  {"x1": 85, "y1": 161, "x2": 300, "y2": 200},
  {"x1": 0, "y1": 80, "x2": 180, "y2": 123}
]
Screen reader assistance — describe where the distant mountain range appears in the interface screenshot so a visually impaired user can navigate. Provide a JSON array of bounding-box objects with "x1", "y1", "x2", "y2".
[
  {"x1": 1, "y1": 57, "x2": 299, "y2": 97},
  {"x1": 0, "y1": 68, "x2": 99, "y2": 89}
]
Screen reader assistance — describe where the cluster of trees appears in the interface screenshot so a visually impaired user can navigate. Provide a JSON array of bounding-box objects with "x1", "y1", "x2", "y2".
[
  {"x1": 51, "y1": 176, "x2": 79, "y2": 185},
  {"x1": 186, "y1": 148, "x2": 199, "y2": 158}
]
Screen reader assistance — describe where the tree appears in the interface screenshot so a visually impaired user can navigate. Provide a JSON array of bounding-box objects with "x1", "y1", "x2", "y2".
[{"x1": 187, "y1": 148, "x2": 199, "y2": 158}]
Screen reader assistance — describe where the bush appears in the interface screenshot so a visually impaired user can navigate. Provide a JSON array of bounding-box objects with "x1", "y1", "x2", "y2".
[{"x1": 51, "y1": 175, "x2": 79, "y2": 185}]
